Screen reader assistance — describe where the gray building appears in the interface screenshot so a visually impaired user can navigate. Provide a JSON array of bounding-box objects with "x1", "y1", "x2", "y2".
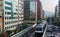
[
  {"x1": 24, "y1": 0, "x2": 36, "y2": 20},
  {"x1": 55, "y1": 6, "x2": 59, "y2": 18},
  {"x1": 58, "y1": 0, "x2": 60, "y2": 23}
]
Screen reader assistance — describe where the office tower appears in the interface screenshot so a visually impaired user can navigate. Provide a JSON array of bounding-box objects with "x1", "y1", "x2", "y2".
[
  {"x1": 41, "y1": 10, "x2": 44, "y2": 19},
  {"x1": 37, "y1": 0, "x2": 42, "y2": 19},
  {"x1": 18, "y1": 0, "x2": 24, "y2": 30},
  {"x1": 24, "y1": 0, "x2": 36, "y2": 21},
  {"x1": 55, "y1": 6, "x2": 59, "y2": 18}
]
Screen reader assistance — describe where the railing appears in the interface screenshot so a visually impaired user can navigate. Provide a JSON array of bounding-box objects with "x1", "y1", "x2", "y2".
[
  {"x1": 42, "y1": 24, "x2": 47, "y2": 37},
  {"x1": 11, "y1": 23, "x2": 37, "y2": 37}
]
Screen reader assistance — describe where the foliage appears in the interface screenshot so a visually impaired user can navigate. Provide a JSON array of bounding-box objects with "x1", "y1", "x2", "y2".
[
  {"x1": 5, "y1": 29, "x2": 20, "y2": 36},
  {"x1": 23, "y1": 22, "x2": 28, "y2": 29},
  {"x1": 6, "y1": 30, "x2": 12, "y2": 35},
  {"x1": 13, "y1": 29, "x2": 20, "y2": 34},
  {"x1": 46, "y1": 17, "x2": 50, "y2": 23},
  {"x1": 52, "y1": 17, "x2": 58, "y2": 25},
  {"x1": 5, "y1": 30, "x2": 12, "y2": 37}
]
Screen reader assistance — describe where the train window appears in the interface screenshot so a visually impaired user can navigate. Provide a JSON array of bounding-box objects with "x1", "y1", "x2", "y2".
[{"x1": 36, "y1": 28, "x2": 42, "y2": 31}]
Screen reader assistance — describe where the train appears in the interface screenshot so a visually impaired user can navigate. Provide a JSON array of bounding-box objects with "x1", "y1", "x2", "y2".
[{"x1": 35, "y1": 21, "x2": 47, "y2": 37}]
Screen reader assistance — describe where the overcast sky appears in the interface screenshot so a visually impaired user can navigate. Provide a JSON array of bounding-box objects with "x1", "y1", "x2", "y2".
[{"x1": 40, "y1": 0, "x2": 58, "y2": 13}]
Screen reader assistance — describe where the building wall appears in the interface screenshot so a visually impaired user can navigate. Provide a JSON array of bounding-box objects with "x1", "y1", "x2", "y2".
[
  {"x1": 41, "y1": 10, "x2": 44, "y2": 19},
  {"x1": 58, "y1": 0, "x2": 60, "y2": 22},
  {"x1": 55, "y1": 6, "x2": 59, "y2": 18},
  {"x1": 30, "y1": 0, "x2": 36, "y2": 20},
  {"x1": 3, "y1": 0, "x2": 18, "y2": 31},
  {"x1": 18, "y1": 0, "x2": 24, "y2": 24},
  {"x1": 18, "y1": 0, "x2": 24, "y2": 30},
  {"x1": 0, "y1": 0, "x2": 24, "y2": 31},
  {"x1": 37, "y1": 0, "x2": 42, "y2": 19},
  {"x1": 24, "y1": 1, "x2": 30, "y2": 20},
  {"x1": 24, "y1": 0, "x2": 36, "y2": 20}
]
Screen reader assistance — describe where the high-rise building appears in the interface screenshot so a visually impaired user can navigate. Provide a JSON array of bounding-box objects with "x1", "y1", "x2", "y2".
[
  {"x1": 58, "y1": 0, "x2": 60, "y2": 23},
  {"x1": 18, "y1": 0, "x2": 24, "y2": 30},
  {"x1": 24, "y1": 0, "x2": 43, "y2": 21},
  {"x1": 24, "y1": 0, "x2": 30, "y2": 20},
  {"x1": 18, "y1": 0, "x2": 24, "y2": 24},
  {"x1": 0, "y1": 0, "x2": 18, "y2": 32},
  {"x1": 24, "y1": 0, "x2": 36, "y2": 21},
  {"x1": 37, "y1": 0, "x2": 42, "y2": 19},
  {"x1": 41, "y1": 10, "x2": 44, "y2": 19},
  {"x1": 55, "y1": 6, "x2": 59, "y2": 18}
]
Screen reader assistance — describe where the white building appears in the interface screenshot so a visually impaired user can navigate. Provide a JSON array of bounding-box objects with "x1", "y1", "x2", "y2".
[
  {"x1": 0, "y1": 0, "x2": 19, "y2": 31},
  {"x1": 18, "y1": 0, "x2": 24, "y2": 24}
]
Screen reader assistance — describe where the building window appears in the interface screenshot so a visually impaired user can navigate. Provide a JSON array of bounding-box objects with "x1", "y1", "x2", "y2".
[
  {"x1": 7, "y1": 12, "x2": 11, "y2": 14},
  {"x1": 5, "y1": 17, "x2": 6, "y2": 20},
  {"x1": 5, "y1": 6, "x2": 11, "y2": 10},
  {"x1": 9, "y1": 26, "x2": 10, "y2": 29},
  {"x1": 5, "y1": 27, "x2": 7, "y2": 30},
  {"x1": 5, "y1": 1, "x2": 12, "y2": 5},
  {"x1": 14, "y1": 13, "x2": 17, "y2": 15},
  {"x1": 9, "y1": 22, "x2": 10, "y2": 24},
  {"x1": 5, "y1": 12, "x2": 6, "y2": 14},
  {"x1": 7, "y1": 17, "x2": 8, "y2": 19},
  {"x1": 5, "y1": 22, "x2": 6, "y2": 25},
  {"x1": 16, "y1": 9, "x2": 18, "y2": 11},
  {"x1": 9, "y1": 17, "x2": 12, "y2": 19},
  {"x1": 7, "y1": 27, "x2": 8, "y2": 29}
]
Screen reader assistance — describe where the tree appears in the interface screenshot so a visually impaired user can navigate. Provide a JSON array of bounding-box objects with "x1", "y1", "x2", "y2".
[
  {"x1": 23, "y1": 22, "x2": 28, "y2": 29},
  {"x1": 46, "y1": 17, "x2": 50, "y2": 23},
  {"x1": 52, "y1": 17, "x2": 58, "y2": 25}
]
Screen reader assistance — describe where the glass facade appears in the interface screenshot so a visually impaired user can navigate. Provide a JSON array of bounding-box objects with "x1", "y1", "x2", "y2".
[
  {"x1": 24, "y1": 1, "x2": 30, "y2": 20},
  {"x1": 30, "y1": 2, "x2": 35, "y2": 13},
  {"x1": 30, "y1": 1, "x2": 36, "y2": 20},
  {"x1": 24, "y1": 0, "x2": 36, "y2": 21}
]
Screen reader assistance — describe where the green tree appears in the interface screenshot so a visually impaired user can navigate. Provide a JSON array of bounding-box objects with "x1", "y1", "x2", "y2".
[
  {"x1": 23, "y1": 22, "x2": 28, "y2": 29},
  {"x1": 52, "y1": 17, "x2": 58, "y2": 25}
]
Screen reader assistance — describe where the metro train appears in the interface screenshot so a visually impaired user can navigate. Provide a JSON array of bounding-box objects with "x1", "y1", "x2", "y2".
[{"x1": 35, "y1": 21, "x2": 47, "y2": 34}]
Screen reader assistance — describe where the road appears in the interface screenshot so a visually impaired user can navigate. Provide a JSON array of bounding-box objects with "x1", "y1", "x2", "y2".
[
  {"x1": 46, "y1": 18, "x2": 60, "y2": 37},
  {"x1": 46, "y1": 25, "x2": 60, "y2": 37}
]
